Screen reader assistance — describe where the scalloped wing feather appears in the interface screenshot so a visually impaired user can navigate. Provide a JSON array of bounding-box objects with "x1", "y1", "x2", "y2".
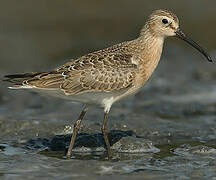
[{"x1": 5, "y1": 42, "x2": 138, "y2": 94}]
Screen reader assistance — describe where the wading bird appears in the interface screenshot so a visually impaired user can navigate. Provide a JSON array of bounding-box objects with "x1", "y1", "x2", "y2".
[{"x1": 4, "y1": 9, "x2": 212, "y2": 159}]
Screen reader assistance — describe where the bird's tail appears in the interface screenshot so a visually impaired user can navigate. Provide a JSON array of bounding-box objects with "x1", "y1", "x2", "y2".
[{"x1": 3, "y1": 72, "x2": 42, "y2": 89}]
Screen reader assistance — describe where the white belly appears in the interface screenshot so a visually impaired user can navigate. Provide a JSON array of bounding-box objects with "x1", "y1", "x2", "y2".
[{"x1": 20, "y1": 84, "x2": 142, "y2": 111}]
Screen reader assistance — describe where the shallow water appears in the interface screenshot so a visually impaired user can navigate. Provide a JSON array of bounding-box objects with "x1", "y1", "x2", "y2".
[{"x1": 0, "y1": 1, "x2": 216, "y2": 180}]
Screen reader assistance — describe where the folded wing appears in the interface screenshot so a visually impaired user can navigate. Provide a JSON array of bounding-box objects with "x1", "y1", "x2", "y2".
[{"x1": 5, "y1": 46, "x2": 138, "y2": 95}]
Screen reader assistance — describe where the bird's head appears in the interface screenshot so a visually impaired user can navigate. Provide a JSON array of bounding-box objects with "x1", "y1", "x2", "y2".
[{"x1": 140, "y1": 9, "x2": 212, "y2": 62}]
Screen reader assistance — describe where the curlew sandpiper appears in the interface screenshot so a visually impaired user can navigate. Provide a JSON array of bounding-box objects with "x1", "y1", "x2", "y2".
[{"x1": 4, "y1": 9, "x2": 213, "y2": 159}]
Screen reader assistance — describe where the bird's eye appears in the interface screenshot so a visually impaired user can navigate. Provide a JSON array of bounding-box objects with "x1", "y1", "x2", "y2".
[{"x1": 162, "y1": 19, "x2": 169, "y2": 24}]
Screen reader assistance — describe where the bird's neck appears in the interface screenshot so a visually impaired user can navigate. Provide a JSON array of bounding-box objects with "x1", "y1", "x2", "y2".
[
  {"x1": 136, "y1": 26, "x2": 165, "y2": 61},
  {"x1": 131, "y1": 27, "x2": 165, "y2": 83}
]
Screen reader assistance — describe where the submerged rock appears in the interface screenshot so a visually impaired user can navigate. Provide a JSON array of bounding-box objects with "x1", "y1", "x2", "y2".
[
  {"x1": 111, "y1": 136, "x2": 159, "y2": 153},
  {"x1": 174, "y1": 144, "x2": 216, "y2": 156},
  {"x1": 25, "y1": 130, "x2": 159, "y2": 154}
]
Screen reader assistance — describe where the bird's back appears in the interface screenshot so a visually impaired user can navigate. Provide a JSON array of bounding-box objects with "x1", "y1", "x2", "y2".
[{"x1": 5, "y1": 40, "x2": 140, "y2": 94}]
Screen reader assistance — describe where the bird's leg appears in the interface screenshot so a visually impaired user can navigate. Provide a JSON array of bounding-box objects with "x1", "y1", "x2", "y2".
[
  {"x1": 101, "y1": 111, "x2": 112, "y2": 160},
  {"x1": 66, "y1": 105, "x2": 88, "y2": 158}
]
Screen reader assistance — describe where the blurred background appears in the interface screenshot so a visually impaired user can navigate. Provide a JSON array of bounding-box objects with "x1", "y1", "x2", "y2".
[{"x1": 0, "y1": 0, "x2": 215, "y2": 73}]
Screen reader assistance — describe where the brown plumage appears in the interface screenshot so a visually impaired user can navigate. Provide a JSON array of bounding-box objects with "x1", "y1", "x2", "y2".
[
  {"x1": 6, "y1": 43, "x2": 140, "y2": 94},
  {"x1": 4, "y1": 9, "x2": 212, "y2": 159}
]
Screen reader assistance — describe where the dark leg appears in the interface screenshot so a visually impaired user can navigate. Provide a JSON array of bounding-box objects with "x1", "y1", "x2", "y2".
[
  {"x1": 66, "y1": 105, "x2": 88, "y2": 158},
  {"x1": 101, "y1": 111, "x2": 112, "y2": 160}
]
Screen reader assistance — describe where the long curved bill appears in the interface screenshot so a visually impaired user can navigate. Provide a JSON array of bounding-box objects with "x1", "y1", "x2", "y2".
[{"x1": 175, "y1": 28, "x2": 213, "y2": 62}]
